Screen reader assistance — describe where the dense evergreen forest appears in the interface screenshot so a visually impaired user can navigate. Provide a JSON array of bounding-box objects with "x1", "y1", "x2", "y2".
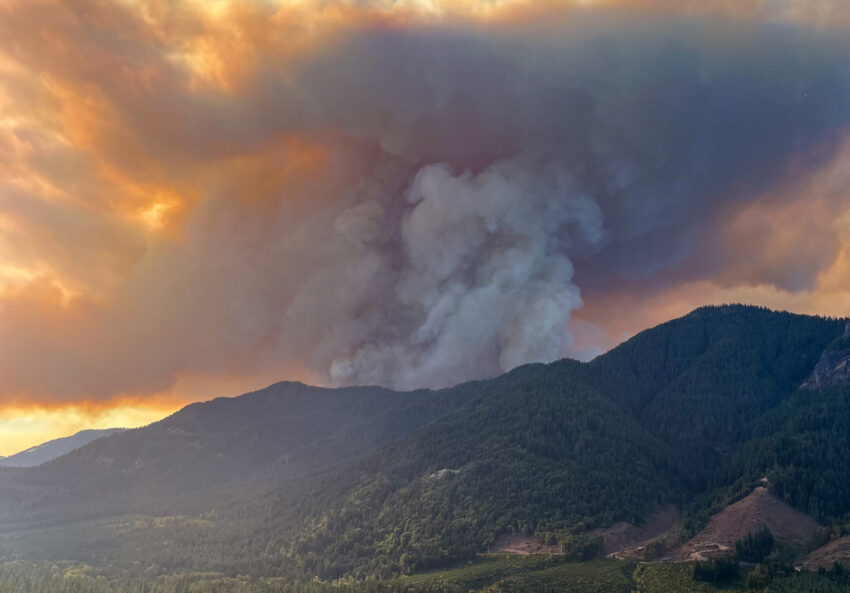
[
  {"x1": 1, "y1": 305, "x2": 850, "y2": 591},
  {"x1": 1, "y1": 556, "x2": 849, "y2": 593}
]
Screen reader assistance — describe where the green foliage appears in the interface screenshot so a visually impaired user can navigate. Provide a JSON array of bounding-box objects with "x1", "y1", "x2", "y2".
[
  {"x1": 479, "y1": 559, "x2": 635, "y2": 593},
  {"x1": 284, "y1": 306, "x2": 844, "y2": 579},
  {"x1": 693, "y1": 558, "x2": 740, "y2": 584},
  {"x1": 587, "y1": 305, "x2": 843, "y2": 470},
  {"x1": 0, "y1": 305, "x2": 847, "y2": 585},
  {"x1": 559, "y1": 535, "x2": 605, "y2": 561},
  {"x1": 736, "y1": 528, "x2": 775, "y2": 564},
  {"x1": 399, "y1": 554, "x2": 564, "y2": 590},
  {"x1": 643, "y1": 536, "x2": 672, "y2": 561},
  {"x1": 285, "y1": 363, "x2": 679, "y2": 579},
  {"x1": 745, "y1": 548, "x2": 797, "y2": 591},
  {"x1": 1, "y1": 548, "x2": 848, "y2": 593},
  {"x1": 718, "y1": 386, "x2": 850, "y2": 523},
  {"x1": 0, "y1": 558, "x2": 638, "y2": 593},
  {"x1": 767, "y1": 572, "x2": 850, "y2": 593},
  {"x1": 635, "y1": 562, "x2": 745, "y2": 593}
]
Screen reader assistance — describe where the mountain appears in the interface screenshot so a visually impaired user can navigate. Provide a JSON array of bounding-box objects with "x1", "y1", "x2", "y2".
[
  {"x1": 0, "y1": 381, "x2": 490, "y2": 524},
  {"x1": 0, "y1": 304, "x2": 848, "y2": 586},
  {"x1": 281, "y1": 305, "x2": 847, "y2": 578},
  {"x1": 0, "y1": 429, "x2": 126, "y2": 468}
]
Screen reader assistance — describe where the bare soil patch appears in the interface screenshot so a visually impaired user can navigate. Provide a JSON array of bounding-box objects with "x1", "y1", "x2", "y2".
[
  {"x1": 489, "y1": 533, "x2": 560, "y2": 555},
  {"x1": 676, "y1": 487, "x2": 818, "y2": 561},
  {"x1": 801, "y1": 536, "x2": 850, "y2": 571},
  {"x1": 591, "y1": 505, "x2": 681, "y2": 560}
]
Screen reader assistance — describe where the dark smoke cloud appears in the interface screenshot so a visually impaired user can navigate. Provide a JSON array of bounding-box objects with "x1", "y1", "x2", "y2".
[{"x1": 1, "y1": 1, "x2": 850, "y2": 400}]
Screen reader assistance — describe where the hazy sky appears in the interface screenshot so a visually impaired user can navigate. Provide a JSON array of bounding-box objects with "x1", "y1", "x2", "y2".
[{"x1": 2, "y1": 0, "x2": 850, "y2": 454}]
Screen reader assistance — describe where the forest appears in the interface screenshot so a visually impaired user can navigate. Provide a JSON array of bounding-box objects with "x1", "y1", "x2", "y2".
[
  {"x1": 0, "y1": 306, "x2": 849, "y2": 591},
  {"x1": 1, "y1": 555, "x2": 849, "y2": 593}
]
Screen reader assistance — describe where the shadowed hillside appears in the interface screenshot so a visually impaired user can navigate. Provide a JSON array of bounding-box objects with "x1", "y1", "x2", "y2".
[
  {"x1": 0, "y1": 429, "x2": 126, "y2": 468},
  {"x1": 0, "y1": 381, "x2": 494, "y2": 524}
]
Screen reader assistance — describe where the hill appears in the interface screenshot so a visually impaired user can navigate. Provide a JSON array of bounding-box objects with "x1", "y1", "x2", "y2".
[
  {"x1": 274, "y1": 306, "x2": 845, "y2": 578},
  {"x1": 803, "y1": 536, "x2": 850, "y2": 571},
  {"x1": 677, "y1": 487, "x2": 818, "y2": 561},
  {"x1": 0, "y1": 381, "x2": 492, "y2": 524},
  {"x1": 283, "y1": 359, "x2": 682, "y2": 578},
  {"x1": 0, "y1": 305, "x2": 847, "y2": 585},
  {"x1": 0, "y1": 429, "x2": 126, "y2": 468}
]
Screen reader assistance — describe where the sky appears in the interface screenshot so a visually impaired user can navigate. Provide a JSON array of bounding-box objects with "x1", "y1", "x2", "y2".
[{"x1": 2, "y1": 0, "x2": 850, "y2": 455}]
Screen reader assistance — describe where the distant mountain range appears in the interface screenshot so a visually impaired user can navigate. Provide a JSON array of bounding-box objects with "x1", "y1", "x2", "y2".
[
  {"x1": 0, "y1": 428, "x2": 126, "y2": 468},
  {"x1": 0, "y1": 305, "x2": 849, "y2": 588}
]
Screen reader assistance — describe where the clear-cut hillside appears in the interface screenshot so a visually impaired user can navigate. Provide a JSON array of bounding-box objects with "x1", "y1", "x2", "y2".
[
  {"x1": 803, "y1": 536, "x2": 850, "y2": 571},
  {"x1": 677, "y1": 487, "x2": 819, "y2": 561}
]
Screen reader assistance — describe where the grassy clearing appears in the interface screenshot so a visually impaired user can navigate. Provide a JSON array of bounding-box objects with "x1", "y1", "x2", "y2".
[
  {"x1": 480, "y1": 559, "x2": 635, "y2": 593},
  {"x1": 635, "y1": 562, "x2": 746, "y2": 593},
  {"x1": 398, "y1": 553, "x2": 564, "y2": 590},
  {"x1": 391, "y1": 555, "x2": 635, "y2": 593}
]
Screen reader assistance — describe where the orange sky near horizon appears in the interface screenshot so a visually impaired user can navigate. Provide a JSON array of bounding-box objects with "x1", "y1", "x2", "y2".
[
  {"x1": 0, "y1": 401, "x2": 176, "y2": 456},
  {"x1": 2, "y1": 0, "x2": 850, "y2": 454}
]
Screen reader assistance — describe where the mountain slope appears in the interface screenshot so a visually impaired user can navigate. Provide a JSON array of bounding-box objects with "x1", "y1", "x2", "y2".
[
  {"x1": 0, "y1": 305, "x2": 846, "y2": 582},
  {"x1": 717, "y1": 384, "x2": 850, "y2": 523},
  {"x1": 0, "y1": 429, "x2": 126, "y2": 468},
  {"x1": 677, "y1": 486, "x2": 818, "y2": 561},
  {"x1": 284, "y1": 361, "x2": 683, "y2": 577},
  {"x1": 0, "y1": 380, "x2": 489, "y2": 523},
  {"x1": 585, "y1": 306, "x2": 845, "y2": 471},
  {"x1": 272, "y1": 306, "x2": 846, "y2": 578}
]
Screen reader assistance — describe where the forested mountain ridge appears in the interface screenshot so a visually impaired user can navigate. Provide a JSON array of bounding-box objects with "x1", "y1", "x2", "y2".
[
  {"x1": 275, "y1": 306, "x2": 847, "y2": 578},
  {"x1": 0, "y1": 429, "x2": 126, "y2": 468},
  {"x1": 283, "y1": 363, "x2": 683, "y2": 578},
  {"x1": 0, "y1": 381, "x2": 490, "y2": 523},
  {"x1": 583, "y1": 306, "x2": 847, "y2": 482},
  {"x1": 0, "y1": 305, "x2": 847, "y2": 584},
  {"x1": 802, "y1": 321, "x2": 850, "y2": 390}
]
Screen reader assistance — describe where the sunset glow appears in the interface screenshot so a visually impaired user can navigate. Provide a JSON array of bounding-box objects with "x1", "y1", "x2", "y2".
[{"x1": 0, "y1": 401, "x2": 177, "y2": 456}]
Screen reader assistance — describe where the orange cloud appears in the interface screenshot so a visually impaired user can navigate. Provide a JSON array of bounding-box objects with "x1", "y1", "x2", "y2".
[
  {"x1": 1, "y1": 0, "x2": 850, "y2": 454},
  {"x1": 576, "y1": 256, "x2": 850, "y2": 354},
  {"x1": 0, "y1": 397, "x2": 182, "y2": 457},
  {"x1": 575, "y1": 141, "x2": 850, "y2": 348}
]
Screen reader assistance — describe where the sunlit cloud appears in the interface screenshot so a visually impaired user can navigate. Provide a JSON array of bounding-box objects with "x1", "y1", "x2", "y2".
[
  {"x1": 0, "y1": 398, "x2": 180, "y2": 457},
  {"x1": 1, "y1": 0, "x2": 850, "y2": 451}
]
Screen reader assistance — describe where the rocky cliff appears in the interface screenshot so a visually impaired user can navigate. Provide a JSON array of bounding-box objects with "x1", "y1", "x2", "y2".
[{"x1": 803, "y1": 322, "x2": 850, "y2": 389}]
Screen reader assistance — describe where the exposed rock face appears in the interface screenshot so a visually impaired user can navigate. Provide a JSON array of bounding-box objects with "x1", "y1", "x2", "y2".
[{"x1": 802, "y1": 322, "x2": 850, "y2": 390}]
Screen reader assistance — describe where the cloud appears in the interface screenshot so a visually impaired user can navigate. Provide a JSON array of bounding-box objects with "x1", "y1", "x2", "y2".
[
  {"x1": 320, "y1": 158, "x2": 603, "y2": 388},
  {"x1": 1, "y1": 0, "x2": 850, "y2": 405}
]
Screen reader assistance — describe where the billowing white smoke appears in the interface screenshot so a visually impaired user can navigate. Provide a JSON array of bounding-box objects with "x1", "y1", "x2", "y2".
[
  {"x1": 322, "y1": 159, "x2": 605, "y2": 389},
  {"x1": 3, "y1": 2, "x2": 850, "y2": 403}
]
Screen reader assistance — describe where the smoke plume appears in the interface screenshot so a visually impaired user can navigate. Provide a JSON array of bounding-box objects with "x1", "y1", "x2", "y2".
[{"x1": 1, "y1": 0, "x2": 850, "y2": 402}]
